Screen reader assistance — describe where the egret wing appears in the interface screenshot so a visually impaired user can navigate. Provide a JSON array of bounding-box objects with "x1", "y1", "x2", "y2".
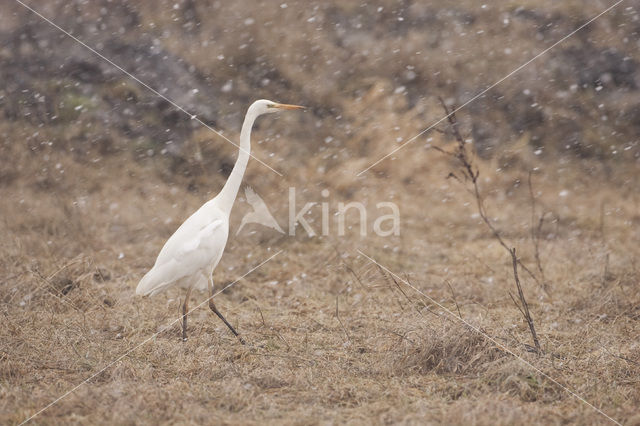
[{"x1": 136, "y1": 218, "x2": 228, "y2": 296}]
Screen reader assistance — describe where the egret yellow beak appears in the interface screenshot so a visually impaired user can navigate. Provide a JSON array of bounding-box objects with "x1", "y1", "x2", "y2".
[{"x1": 274, "y1": 103, "x2": 305, "y2": 110}]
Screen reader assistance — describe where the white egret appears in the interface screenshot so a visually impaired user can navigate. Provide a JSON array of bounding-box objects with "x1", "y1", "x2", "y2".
[{"x1": 136, "y1": 99, "x2": 304, "y2": 342}]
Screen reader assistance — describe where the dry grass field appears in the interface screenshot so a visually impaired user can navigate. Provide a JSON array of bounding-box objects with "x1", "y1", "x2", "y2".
[{"x1": 1, "y1": 1, "x2": 640, "y2": 425}]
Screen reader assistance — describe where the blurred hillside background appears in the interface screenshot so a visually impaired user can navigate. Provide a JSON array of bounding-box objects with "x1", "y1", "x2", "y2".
[{"x1": 1, "y1": 1, "x2": 639, "y2": 424}]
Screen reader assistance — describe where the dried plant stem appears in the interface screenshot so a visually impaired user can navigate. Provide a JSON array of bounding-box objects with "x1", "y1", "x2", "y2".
[
  {"x1": 375, "y1": 265, "x2": 443, "y2": 323},
  {"x1": 445, "y1": 280, "x2": 463, "y2": 320},
  {"x1": 436, "y1": 98, "x2": 545, "y2": 291},
  {"x1": 473, "y1": 173, "x2": 547, "y2": 295},
  {"x1": 436, "y1": 97, "x2": 542, "y2": 351},
  {"x1": 510, "y1": 248, "x2": 541, "y2": 353},
  {"x1": 528, "y1": 171, "x2": 550, "y2": 293}
]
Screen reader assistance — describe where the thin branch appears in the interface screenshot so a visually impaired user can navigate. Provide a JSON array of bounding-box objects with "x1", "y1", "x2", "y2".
[
  {"x1": 445, "y1": 280, "x2": 463, "y2": 319},
  {"x1": 376, "y1": 265, "x2": 442, "y2": 320},
  {"x1": 511, "y1": 248, "x2": 541, "y2": 353},
  {"x1": 508, "y1": 291, "x2": 526, "y2": 318},
  {"x1": 436, "y1": 98, "x2": 548, "y2": 296},
  {"x1": 601, "y1": 253, "x2": 610, "y2": 288},
  {"x1": 343, "y1": 262, "x2": 368, "y2": 292},
  {"x1": 528, "y1": 171, "x2": 549, "y2": 292},
  {"x1": 434, "y1": 99, "x2": 543, "y2": 353}
]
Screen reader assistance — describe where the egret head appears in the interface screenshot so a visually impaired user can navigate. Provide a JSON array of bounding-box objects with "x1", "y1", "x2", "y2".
[{"x1": 250, "y1": 99, "x2": 305, "y2": 116}]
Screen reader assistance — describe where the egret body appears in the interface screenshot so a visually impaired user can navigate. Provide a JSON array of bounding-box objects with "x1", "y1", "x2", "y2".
[{"x1": 136, "y1": 100, "x2": 303, "y2": 342}]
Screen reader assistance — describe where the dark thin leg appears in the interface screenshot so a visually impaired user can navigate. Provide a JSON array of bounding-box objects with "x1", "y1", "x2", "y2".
[
  {"x1": 208, "y1": 279, "x2": 245, "y2": 344},
  {"x1": 182, "y1": 286, "x2": 193, "y2": 342}
]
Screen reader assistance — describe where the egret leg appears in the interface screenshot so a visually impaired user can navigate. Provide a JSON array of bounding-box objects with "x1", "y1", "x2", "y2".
[
  {"x1": 208, "y1": 278, "x2": 245, "y2": 345},
  {"x1": 182, "y1": 285, "x2": 193, "y2": 342}
]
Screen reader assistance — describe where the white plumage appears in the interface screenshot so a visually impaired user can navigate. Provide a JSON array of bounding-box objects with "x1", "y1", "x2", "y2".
[
  {"x1": 136, "y1": 100, "x2": 304, "y2": 342},
  {"x1": 136, "y1": 201, "x2": 227, "y2": 296}
]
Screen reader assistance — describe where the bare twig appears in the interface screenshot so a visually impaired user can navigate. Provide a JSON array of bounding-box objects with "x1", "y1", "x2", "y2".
[
  {"x1": 375, "y1": 266, "x2": 445, "y2": 325},
  {"x1": 599, "y1": 200, "x2": 606, "y2": 242},
  {"x1": 598, "y1": 201, "x2": 611, "y2": 288},
  {"x1": 435, "y1": 97, "x2": 548, "y2": 296},
  {"x1": 445, "y1": 280, "x2": 463, "y2": 319},
  {"x1": 511, "y1": 248, "x2": 541, "y2": 353},
  {"x1": 434, "y1": 99, "x2": 543, "y2": 352},
  {"x1": 508, "y1": 291, "x2": 527, "y2": 318},
  {"x1": 343, "y1": 262, "x2": 368, "y2": 292},
  {"x1": 528, "y1": 171, "x2": 549, "y2": 292},
  {"x1": 601, "y1": 253, "x2": 610, "y2": 288},
  {"x1": 378, "y1": 265, "x2": 426, "y2": 318},
  {"x1": 374, "y1": 264, "x2": 408, "y2": 311}
]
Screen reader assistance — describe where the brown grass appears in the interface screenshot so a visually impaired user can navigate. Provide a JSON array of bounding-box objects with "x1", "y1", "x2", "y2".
[
  {"x1": 1, "y1": 142, "x2": 638, "y2": 424},
  {"x1": 2, "y1": 0, "x2": 640, "y2": 424}
]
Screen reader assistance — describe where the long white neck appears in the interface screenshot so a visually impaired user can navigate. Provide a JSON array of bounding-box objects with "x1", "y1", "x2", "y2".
[{"x1": 217, "y1": 108, "x2": 259, "y2": 215}]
